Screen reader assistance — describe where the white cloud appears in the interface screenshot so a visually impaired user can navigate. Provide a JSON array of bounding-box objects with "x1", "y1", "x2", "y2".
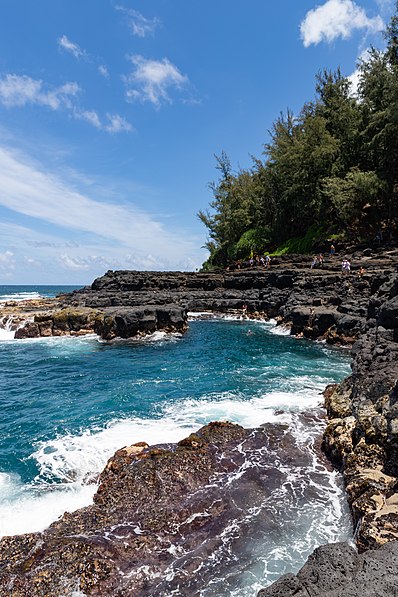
[
  {"x1": 300, "y1": 0, "x2": 384, "y2": 47},
  {"x1": 0, "y1": 146, "x2": 204, "y2": 271},
  {"x1": 105, "y1": 114, "x2": 133, "y2": 133},
  {"x1": 59, "y1": 254, "x2": 90, "y2": 270},
  {"x1": 124, "y1": 55, "x2": 188, "y2": 106},
  {"x1": 0, "y1": 74, "x2": 80, "y2": 109},
  {"x1": 98, "y1": 65, "x2": 109, "y2": 78},
  {"x1": 375, "y1": 0, "x2": 395, "y2": 11},
  {"x1": 24, "y1": 256, "x2": 42, "y2": 267},
  {"x1": 347, "y1": 48, "x2": 372, "y2": 95},
  {"x1": 58, "y1": 35, "x2": 86, "y2": 59},
  {"x1": 74, "y1": 109, "x2": 102, "y2": 129},
  {"x1": 0, "y1": 74, "x2": 132, "y2": 134},
  {"x1": 115, "y1": 6, "x2": 160, "y2": 37},
  {"x1": 0, "y1": 250, "x2": 15, "y2": 271},
  {"x1": 73, "y1": 109, "x2": 133, "y2": 133},
  {"x1": 58, "y1": 254, "x2": 119, "y2": 271}
]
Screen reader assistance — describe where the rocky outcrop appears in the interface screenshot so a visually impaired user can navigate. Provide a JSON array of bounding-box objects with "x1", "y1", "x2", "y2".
[
  {"x1": 0, "y1": 419, "x2": 330, "y2": 596},
  {"x1": 4, "y1": 247, "x2": 398, "y2": 343},
  {"x1": 321, "y1": 268, "x2": 398, "y2": 553},
  {"x1": 257, "y1": 541, "x2": 398, "y2": 596},
  {"x1": 9, "y1": 305, "x2": 187, "y2": 341}
]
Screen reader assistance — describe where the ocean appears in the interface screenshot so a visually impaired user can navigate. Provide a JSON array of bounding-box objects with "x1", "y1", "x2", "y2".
[{"x1": 0, "y1": 286, "x2": 353, "y2": 595}]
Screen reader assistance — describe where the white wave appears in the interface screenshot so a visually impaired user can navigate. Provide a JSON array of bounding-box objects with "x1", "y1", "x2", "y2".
[
  {"x1": 0, "y1": 291, "x2": 42, "y2": 303},
  {"x1": 0, "y1": 380, "x2": 332, "y2": 538},
  {"x1": 264, "y1": 318, "x2": 291, "y2": 335},
  {"x1": 0, "y1": 471, "x2": 96, "y2": 536},
  {"x1": 29, "y1": 387, "x2": 322, "y2": 486},
  {"x1": 137, "y1": 330, "x2": 182, "y2": 343},
  {"x1": 0, "y1": 315, "x2": 31, "y2": 341},
  {"x1": 0, "y1": 326, "x2": 15, "y2": 341}
]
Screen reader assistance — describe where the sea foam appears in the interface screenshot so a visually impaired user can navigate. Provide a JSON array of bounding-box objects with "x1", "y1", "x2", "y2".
[{"x1": 0, "y1": 383, "x2": 326, "y2": 538}]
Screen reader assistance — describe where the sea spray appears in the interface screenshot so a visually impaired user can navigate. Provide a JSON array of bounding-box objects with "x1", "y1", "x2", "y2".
[{"x1": 0, "y1": 313, "x2": 353, "y2": 594}]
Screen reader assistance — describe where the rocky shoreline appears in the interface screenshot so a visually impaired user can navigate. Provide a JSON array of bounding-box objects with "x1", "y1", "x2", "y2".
[{"x1": 1, "y1": 246, "x2": 398, "y2": 594}]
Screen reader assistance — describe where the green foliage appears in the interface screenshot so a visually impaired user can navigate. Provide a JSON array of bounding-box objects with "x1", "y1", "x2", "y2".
[
  {"x1": 232, "y1": 227, "x2": 271, "y2": 258},
  {"x1": 272, "y1": 225, "x2": 324, "y2": 255},
  {"x1": 198, "y1": 6, "x2": 398, "y2": 267},
  {"x1": 322, "y1": 168, "x2": 386, "y2": 234}
]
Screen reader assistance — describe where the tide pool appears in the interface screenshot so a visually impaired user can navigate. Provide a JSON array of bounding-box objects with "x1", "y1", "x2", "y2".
[{"x1": 0, "y1": 291, "x2": 353, "y2": 594}]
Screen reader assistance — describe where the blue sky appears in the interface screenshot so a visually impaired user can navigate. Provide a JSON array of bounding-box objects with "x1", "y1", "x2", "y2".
[{"x1": 0, "y1": 0, "x2": 394, "y2": 283}]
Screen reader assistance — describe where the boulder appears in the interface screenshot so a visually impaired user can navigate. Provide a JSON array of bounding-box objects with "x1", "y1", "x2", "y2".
[
  {"x1": 14, "y1": 321, "x2": 40, "y2": 338},
  {"x1": 257, "y1": 541, "x2": 398, "y2": 597}
]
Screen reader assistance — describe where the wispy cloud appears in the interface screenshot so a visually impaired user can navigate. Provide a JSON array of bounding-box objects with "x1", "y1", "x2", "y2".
[
  {"x1": 105, "y1": 113, "x2": 133, "y2": 133},
  {"x1": 58, "y1": 254, "x2": 90, "y2": 270},
  {"x1": 0, "y1": 74, "x2": 80, "y2": 109},
  {"x1": 74, "y1": 109, "x2": 102, "y2": 129},
  {"x1": 375, "y1": 0, "x2": 395, "y2": 12},
  {"x1": 300, "y1": 0, "x2": 384, "y2": 47},
  {"x1": 0, "y1": 74, "x2": 132, "y2": 133},
  {"x1": 58, "y1": 253, "x2": 121, "y2": 272},
  {"x1": 73, "y1": 109, "x2": 133, "y2": 132},
  {"x1": 124, "y1": 55, "x2": 189, "y2": 106},
  {"x1": 115, "y1": 6, "x2": 160, "y2": 37},
  {"x1": 58, "y1": 35, "x2": 86, "y2": 59},
  {"x1": 0, "y1": 250, "x2": 15, "y2": 271},
  {"x1": 98, "y1": 64, "x2": 109, "y2": 78},
  {"x1": 0, "y1": 146, "x2": 203, "y2": 269}
]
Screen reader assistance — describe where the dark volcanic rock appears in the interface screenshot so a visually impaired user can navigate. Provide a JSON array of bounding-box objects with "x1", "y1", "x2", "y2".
[
  {"x1": 257, "y1": 541, "x2": 398, "y2": 597},
  {"x1": 14, "y1": 321, "x2": 40, "y2": 339},
  {"x1": 93, "y1": 305, "x2": 187, "y2": 340}
]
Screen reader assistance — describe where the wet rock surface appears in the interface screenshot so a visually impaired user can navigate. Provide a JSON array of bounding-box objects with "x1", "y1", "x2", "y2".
[{"x1": 0, "y1": 419, "x2": 338, "y2": 596}]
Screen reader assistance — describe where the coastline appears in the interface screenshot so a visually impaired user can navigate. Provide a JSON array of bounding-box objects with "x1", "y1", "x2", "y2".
[{"x1": 0, "y1": 246, "x2": 397, "y2": 593}]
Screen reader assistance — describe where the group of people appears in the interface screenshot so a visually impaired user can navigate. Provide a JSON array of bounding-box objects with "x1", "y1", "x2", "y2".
[
  {"x1": 230, "y1": 244, "x2": 371, "y2": 277},
  {"x1": 230, "y1": 254, "x2": 272, "y2": 270}
]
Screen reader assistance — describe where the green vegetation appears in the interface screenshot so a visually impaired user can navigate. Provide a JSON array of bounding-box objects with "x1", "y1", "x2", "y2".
[
  {"x1": 199, "y1": 6, "x2": 398, "y2": 268},
  {"x1": 271, "y1": 225, "x2": 324, "y2": 256}
]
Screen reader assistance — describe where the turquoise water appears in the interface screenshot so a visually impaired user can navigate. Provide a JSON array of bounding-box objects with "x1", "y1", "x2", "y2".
[{"x1": 0, "y1": 286, "x2": 353, "y2": 594}]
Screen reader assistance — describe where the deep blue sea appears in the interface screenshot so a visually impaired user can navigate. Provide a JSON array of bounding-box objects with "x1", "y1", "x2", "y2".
[{"x1": 0, "y1": 286, "x2": 354, "y2": 594}]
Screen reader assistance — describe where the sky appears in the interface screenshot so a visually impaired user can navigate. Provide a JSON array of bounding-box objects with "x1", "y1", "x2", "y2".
[{"x1": 0, "y1": 0, "x2": 395, "y2": 284}]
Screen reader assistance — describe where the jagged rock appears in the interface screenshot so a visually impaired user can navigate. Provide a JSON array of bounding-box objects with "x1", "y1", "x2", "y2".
[
  {"x1": 323, "y1": 416, "x2": 356, "y2": 465},
  {"x1": 0, "y1": 420, "x2": 322, "y2": 596},
  {"x1": 257, "y1": 541, "x2": 398, "y2": 596},
  {"x1": 14, "y1": 321, "x2": 40, "y2": 338},
  {"x1": 324, "y1": 383, "x2": 353, "y2": 419}
]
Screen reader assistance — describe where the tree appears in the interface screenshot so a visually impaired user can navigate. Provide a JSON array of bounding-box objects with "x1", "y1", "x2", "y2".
[
  {"x1": 315, "y1": 68, "x2": 362, "y2": 175},
  {"x1": 322, "y1": 168, "x2": 386, "y2": 236}
]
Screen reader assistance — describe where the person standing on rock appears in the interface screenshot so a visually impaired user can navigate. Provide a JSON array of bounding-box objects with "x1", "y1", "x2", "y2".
[
  {"x1": 330, "y1": 244, "x2": 335, "y2": 256},
  {"x1": 342, "y1": 258, "x2": 351, "y2": 275},
  {"x1": 308, "y1": 308, "x2": 315, "y2": 327}
]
